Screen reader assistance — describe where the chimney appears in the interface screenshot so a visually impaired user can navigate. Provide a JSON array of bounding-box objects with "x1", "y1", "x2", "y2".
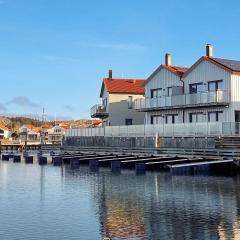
[
  {"x1": 108, "y1": 69, "x2": 112, "y2": 79},
  {"x1": 165, "y1": 53, "x2": 171, "y2": 66},
  {"x1": 206, "y1": 44, "x2": 213, "y2": 57}
]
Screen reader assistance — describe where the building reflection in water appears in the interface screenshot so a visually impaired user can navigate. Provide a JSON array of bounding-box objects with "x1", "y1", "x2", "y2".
[{"x1": 62, "y1": 167, "x2": 240, "y2": 240}]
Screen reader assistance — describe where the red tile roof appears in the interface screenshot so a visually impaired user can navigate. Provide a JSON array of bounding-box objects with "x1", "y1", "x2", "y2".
[
  {"x1": 102, "y1": 78, "x2": 145, "y2": 95},
  {"x1": 0, "y1": 124, "x2": 9, "y2": 131},
  {"x1": 163, "y1": 65, "x2": 189, "y2": 76}
]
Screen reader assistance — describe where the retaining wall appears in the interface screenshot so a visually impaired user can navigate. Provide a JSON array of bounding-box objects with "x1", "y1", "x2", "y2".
[{"x1": 64, "y1": 136, "x2": 216, "y2": 149}]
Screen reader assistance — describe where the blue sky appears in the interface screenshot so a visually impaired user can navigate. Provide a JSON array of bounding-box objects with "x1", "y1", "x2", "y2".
[{"x1": 0, "y1": 0, "x2": 240, "y2": 120}]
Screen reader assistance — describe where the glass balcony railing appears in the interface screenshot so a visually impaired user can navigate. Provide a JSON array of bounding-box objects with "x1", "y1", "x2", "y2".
[
  {"x1": 91, "y1": 104, "x2": 109, "y2": 118},
  {"x1": 134, "y1": 90, "x2": 230, "y2": 110}
]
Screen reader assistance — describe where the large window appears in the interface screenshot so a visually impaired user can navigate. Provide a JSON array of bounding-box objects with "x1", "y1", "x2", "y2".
[
  {"x1": 208, "y1": 111, "x2": 223, "y2": 122},
  {"x1": 128, "y1": 96, "x2": 133, "y2": 109},
  {"x1": 189, "y1": 112, "x2": 204, "y2": 123},
  {"x1": 167, "y1": 87, "x2": 173, "y2": 96},
  {"x1": 189, "y1": 83, "x2": 204, "y2": 94},
  {"x1": 151, "y1": 88, "x2": 162, "y2": 98},
  {"x1": 165, "y1": 114, "x2": 178, "y2": 124},
  {"x1": 150, "y1": 115, "x2": 163, "y2": 124},
  {"x1": 125, "y1": 119, "x2": 133, "y2": 126},
  {"x1": 208, "y1": 80, "x2": 223, "y2": 91},
  {"x1": 103, "y1": 98, "x2": 108, "y2": 107}
]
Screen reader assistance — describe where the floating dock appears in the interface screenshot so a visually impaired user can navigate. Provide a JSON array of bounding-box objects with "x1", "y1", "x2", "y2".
[{"x1": 0, "y1": 151, "x2": 238, "y2": 175}]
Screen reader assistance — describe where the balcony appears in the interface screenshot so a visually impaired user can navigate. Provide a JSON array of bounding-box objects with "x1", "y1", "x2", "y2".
[
  {"x1": 91, "y1": 104, "x2": 109, "y2": 118},
  {"x1": 134, "y1": 90, "x2": 230, "y2": 111}
]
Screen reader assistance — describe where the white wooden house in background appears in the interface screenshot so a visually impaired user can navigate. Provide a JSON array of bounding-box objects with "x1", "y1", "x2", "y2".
[
  {"x1": 135, "y1": 44, "x2": 240, "y2": 125},
  {"x1": 47, "y1": 126, "x2": 65, "y2": 145},
  {"x1": 0, "y1": 125, "x2": 11, "y2": 139},
  {"x1": 18, "y1": 125, "x2": 40, "y2": 142}
]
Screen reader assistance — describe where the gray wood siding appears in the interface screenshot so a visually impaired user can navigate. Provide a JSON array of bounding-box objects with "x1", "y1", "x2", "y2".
[{"x1": 145, "y1": 68, "x2": 183, "y2": 98}]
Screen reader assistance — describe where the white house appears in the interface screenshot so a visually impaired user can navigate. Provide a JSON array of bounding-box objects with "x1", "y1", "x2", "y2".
[
  {"x1": 134, "y1": 53, "x2": 188, "y2": 124},
  {"x1": 134, "y1": 44, "x2": 240, "y2": 127},
  {"x1": 0, "y1": 125, "x2": 11, "y2": 139},
  {"x1": 47, "y1": 126, "x2": 65, "y2": 145},
  {"x1": 18, "y1": 125, "x2": 40, "y2": 142},
  {"x1": 91, "y1": 70, "x2": 145, "y2": 126}
]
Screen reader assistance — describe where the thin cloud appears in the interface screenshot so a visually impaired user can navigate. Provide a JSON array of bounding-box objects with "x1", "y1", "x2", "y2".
[
  {"x1": 8, "y1": 96, "x2": 41, "y2": 108},
  {"x1": 63, "y1": 105, "x2": 75, "y2": 112},
  {"x1": 0, "y1": 103, "x2": 7, "y2": 111}
]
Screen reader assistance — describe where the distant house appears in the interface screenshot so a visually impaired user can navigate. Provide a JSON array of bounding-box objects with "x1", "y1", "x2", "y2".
[
  {"x1": 18, "y1": 125, "x2": 40, "y2": 142},
  {"x1": 47, "y1": 126, "x2": 65, "y2": 145},
  {"x1": 91, "y1": 70, "x2": 145, "y2": 126},
  {"x1": 0, "y1": 125, "x2": 11, "y2": 139},
  {"x1": 59, "y1": 122, "x2": 71, "y2": 129}
]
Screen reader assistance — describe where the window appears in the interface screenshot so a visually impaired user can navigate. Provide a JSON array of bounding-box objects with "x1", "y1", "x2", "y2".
[
  {"x1": 167, "y1": 87, "x2": 173, "y2": 96},
  {"x1": 189, "y1": 113, "x2": 204, "y2": 123},
  {"x1": 189, "y1": 83, "x2": 204, "y2": 94},
  {"x1": 165, "y1": 114, "x2": 178, "y2": 124},
  {"x1": 125, "y1": 119, "x2": 133, "y2": 125},
  {"x1": 208, "y1": 80, "x2": 223, "y2": 91},
  {"x1": 103, "y1": 98, "x2": 107, "y2": 107},
  {"x1": 150, "y1": 115, "x2": 163, "y2": 124},
  {"x1": 151, "y1": 88, "x2": 162, "y2": 98},
  {"x1": 208, "y1": 111, "x2": 223, "y2": 122},
  {"x1": 128, "y1": 96, "x2": 133, "y2": 109}
]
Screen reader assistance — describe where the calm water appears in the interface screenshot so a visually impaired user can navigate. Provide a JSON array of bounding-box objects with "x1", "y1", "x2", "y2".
[{"x1": 1, "y1": 156, "x2": 240, "y2": 240}]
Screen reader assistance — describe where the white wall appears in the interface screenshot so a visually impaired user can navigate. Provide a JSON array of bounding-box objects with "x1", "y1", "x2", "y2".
[
  {"x1": 108, "y1": 93, "x2": 145, "y2": 126},
  {"x1": 145, "y1": 67, "x2": 183, "y2": 98},
  {"x1": 144, "y1": 67, "x2": 183, "y2": 124},
  {"x1": 183, "y1": 59, "x2": 231, "y2": 93},
  {"x1": 183, "y1": 59, "x2": 232, "y2": 122}
]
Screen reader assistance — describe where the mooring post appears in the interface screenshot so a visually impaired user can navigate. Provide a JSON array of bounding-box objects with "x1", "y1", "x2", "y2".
[
  {"x1": 135, "y1": 163, "x2": 146, "y2": 175},
  {"x1": 38, "y1": 156, "x2": 47, "y2": 165},
  {"x1": 111, "y1": 160, "x2": 121, "y2": 173},
  {"x1": 89, "y1": 159, "x2": 99, "y2": 168},
  {"x1": 70, "y1": 157, "x2": 80, "y2": 168},
  {"x1": 25, "y1": 156, "x2": 33, "y2": 164},
  {"x1": 13, "y1": 155, "x2": 21, "y2": 163},
  {"x1": 52, "y1": 156, "x2": 63, "y2": 166}
]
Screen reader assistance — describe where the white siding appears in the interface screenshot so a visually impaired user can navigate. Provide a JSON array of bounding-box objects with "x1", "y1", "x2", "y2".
[
  {"x1": 183, "y1": 107, "x2": 229, "y2": 123},
  {"x1": 229, "y1": 74, "x2": 240, "y2": 122},
  {"x1": 183, "y1": 59, "x2": 233, "y2": 122},
  {"x1": 145, "y1": 109, "x2": 184, "y2": 124},
  {"x1": 183, "y1": 59, "x2": 231, "y2": 93},
  {"x1": 145, "y1": 67, "x2": 183, "y2": 124},
  {"x1": 145, "y1": 68, "x2": 183, "y2": 98}
]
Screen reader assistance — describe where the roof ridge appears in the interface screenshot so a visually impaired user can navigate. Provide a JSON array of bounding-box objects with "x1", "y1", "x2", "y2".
[{"x1": 212, "y1": 56, "x2": 240, "y2": 62}]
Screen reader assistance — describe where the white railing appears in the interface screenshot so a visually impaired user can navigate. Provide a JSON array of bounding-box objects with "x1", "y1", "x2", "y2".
[
  {"x1": 134, "y1": 90, "x2": 230, "y2": 110},
  {"x1": 90, "y1": 104, "x2": 108, "y2": 117},
  {"x1": 65, "y1": 122, "x2": 240, "y2": 138}
]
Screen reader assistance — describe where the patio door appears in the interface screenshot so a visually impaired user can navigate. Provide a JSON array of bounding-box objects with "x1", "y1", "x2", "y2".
[{"x1": 235, "y1": 111, "x2": 240, "y2": 134}]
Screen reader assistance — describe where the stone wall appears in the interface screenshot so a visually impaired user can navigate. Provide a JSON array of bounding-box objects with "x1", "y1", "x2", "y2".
[{"x1": 64, "y1": 136, "x2": 216, "y2": 149}]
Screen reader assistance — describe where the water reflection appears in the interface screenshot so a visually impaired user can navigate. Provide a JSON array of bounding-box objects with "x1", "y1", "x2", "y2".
[
  {"x1": 1, "y1": 160, "x2": 240, "y2": 240},
  {"x1": 83, "y1": 169, "x2": 240, "y2": 240}
]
